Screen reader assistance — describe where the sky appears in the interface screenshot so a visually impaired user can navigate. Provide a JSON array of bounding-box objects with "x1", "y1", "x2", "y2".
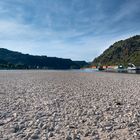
[{"x1": 0, "y1": 0, "x2": 140, "y2": 61}]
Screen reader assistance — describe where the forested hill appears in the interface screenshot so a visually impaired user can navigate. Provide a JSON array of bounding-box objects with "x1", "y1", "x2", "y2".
[
  {"x1": 0, "y1": 48, "x2": 87, "y2": 69},
  {"x1": 92, "y1": 35, "x2": 140, "y2": 66}
]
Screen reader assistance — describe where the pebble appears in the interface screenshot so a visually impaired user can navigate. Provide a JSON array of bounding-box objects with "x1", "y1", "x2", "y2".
[
  {"x1": 105, "y1": 125, "x2": 113, "y2": 131},
  {"x1": 0, "y1": 71, "x2": 139, "y2": 140},
  {"x1": 10, "y1": 124, "x2": 19, "y2": 133},
  {"x1": 48, "y1": 132, "x2": 53, "y2": 137},
  {"x1": 30, "y1": 133, "x2": 39, "y2": 139},
  {"x1": 0, "y1": 120, "x2": 4, "y2": 126}
]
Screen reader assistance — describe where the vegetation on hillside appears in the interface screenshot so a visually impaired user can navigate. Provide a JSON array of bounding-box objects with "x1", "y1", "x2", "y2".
[
  {"x1": 0, "y1": 48, "x2": 88, "y2": 69},
  {"x1": 92, "y1": 35, "x2": 140, "y2": 66}
]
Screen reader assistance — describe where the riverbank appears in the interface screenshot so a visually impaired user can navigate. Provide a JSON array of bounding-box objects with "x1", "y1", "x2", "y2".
[{"x1": 0, "y1": 70, "x2": 140, "y2": 139}]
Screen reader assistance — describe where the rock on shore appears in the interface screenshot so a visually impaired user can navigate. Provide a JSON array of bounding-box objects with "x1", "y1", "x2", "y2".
[{"x1": 0, "y1": 70, "x2": 140, "y2": 140}]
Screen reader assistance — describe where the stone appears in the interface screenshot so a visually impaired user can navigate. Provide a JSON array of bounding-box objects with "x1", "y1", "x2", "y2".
[
  {"x1": 18, "y1": 133, "x2": 26, "y2": 138},
  {"x1": 66, "y1": 136, "x2": 72, "y2": 140},
  {"x1": 28, "y1": 121, "x2": 34, "y2": 127},
  {"x1": 84, "y1": 130, "x2": 91, "y2": 137},
  {"x1": 34, "y1": 129, "x2": 40, "y2": 135},
  {"x1": 13, "y1": 113, "x2": 17, "y2": 118},
  {"x1": 10, "y1": 124, "x2": 19, "y2": 133},
  {"x1": 105, "y1": 125, "x2": 113, "y2": 131},
  {"x1": 0, "y1": 120, "x2": 4, "y2": 126},
  {"x1": 38, "y1": 122, "x2": 43, "y2": 128},
  {"x1": 31, "y1": 133, "x2": 39, "y2": 139},
  {"x1": 42, "y1": 124, "x2": 48, "y2": 130},
  {"x1": 48, "y1": 132, "x2": 53, "y2": 137},
  {"x1": 19, "y1": 124, "x2": 25, "y2": 130},
  {"x1": 115, "y1": 101, "x2": 123, "y2": 106}
]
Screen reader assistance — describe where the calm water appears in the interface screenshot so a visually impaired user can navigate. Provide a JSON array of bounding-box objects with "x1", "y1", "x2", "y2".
[
  {"x1": 70, "y1": 68, "x2": 98, "y2": 73},
  {"x1": 72, "y1": 69, "x2": 140, "y2": 74},
  {"x1": 0, "y1": 69, "x2": 140, "y2": 74}
]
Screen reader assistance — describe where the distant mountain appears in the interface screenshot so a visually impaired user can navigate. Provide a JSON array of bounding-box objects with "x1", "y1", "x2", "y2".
[
  {"x1": 0, "y1": 48, "x2": 86, "y2": 69},
  {"x1": 74, "y1": 61, "x2": 89, "y2": 68},
  {"x1": 92, "y1": 35, "x2": 140, "y2": 66}
]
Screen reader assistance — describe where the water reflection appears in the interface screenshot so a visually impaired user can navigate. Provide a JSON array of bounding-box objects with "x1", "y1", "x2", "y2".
[
  {"x1": 80, "y1": 68, "x2": 98, "y2": 73},
  {"x1": 77, "y1": 69, "x2": 140, "y2": 74},
  {"x1": 127, "y1": 70, "x2": 140, "y2": 74},
  {"x1": 71, "y1": 68, "x2": 98, "y2": 73}
]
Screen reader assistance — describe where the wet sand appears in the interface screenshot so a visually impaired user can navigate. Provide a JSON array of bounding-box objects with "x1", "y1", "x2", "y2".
[{"x1": 0, "y1": 70, "x2": 140, "y2": 140}]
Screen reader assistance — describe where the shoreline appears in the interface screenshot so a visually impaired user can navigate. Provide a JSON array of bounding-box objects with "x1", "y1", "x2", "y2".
[{"x1": 0, "y1": 70, "x2": 140, "y2": 139}]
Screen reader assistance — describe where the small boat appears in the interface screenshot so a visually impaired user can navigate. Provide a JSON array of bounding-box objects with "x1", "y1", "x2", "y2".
[
  {"x1": 117, "y1": 65, "x2": 127, "y2": 73},
  {"x1": 127, "y1": 63, "x2": 137, "y2": 70},
  {"x1": 127, "y1": 63, "x2": 140, "y2": 73},
  {"x1": 98, "y1": 66, "x2": 105, "y2": 71}
]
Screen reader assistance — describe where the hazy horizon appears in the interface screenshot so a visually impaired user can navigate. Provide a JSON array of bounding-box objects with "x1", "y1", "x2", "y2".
[{"x1": 0, "y1": 0, "x2": 140, "y2": 61}]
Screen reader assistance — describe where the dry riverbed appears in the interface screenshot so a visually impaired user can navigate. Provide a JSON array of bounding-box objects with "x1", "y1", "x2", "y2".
[{"x1": 0, "y1": 70, "x2": 140, "y2": 140}]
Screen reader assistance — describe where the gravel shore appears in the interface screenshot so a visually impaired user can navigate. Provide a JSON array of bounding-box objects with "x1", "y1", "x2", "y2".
[{"x1": 0, "y1": 70, "x2": 140, "y2": 140}]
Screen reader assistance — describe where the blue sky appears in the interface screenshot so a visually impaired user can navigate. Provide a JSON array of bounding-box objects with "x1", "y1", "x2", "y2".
[{"x1": 0, "y1": 0, "x2": 140, "y2": 61}]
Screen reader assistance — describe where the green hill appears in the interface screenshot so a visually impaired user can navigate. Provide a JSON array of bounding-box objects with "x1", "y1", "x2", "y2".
[
  {"x1": 0, "y1": 48, "x2": 87, "y2": 69},
  {"x1": 73, "y1": 61, "x2": 89, "y2": 68},
  {"x1": 92, "y1": 35, "x2": 140, "y2": 66}
]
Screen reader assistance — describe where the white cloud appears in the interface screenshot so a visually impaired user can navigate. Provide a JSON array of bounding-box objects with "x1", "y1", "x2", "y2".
[
  {"x1": 0, "y1": 0, "x2": 140, "y2": 61},
  {"x1": 113, "y1": 0, "x2": 140, "y2": 22}
]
